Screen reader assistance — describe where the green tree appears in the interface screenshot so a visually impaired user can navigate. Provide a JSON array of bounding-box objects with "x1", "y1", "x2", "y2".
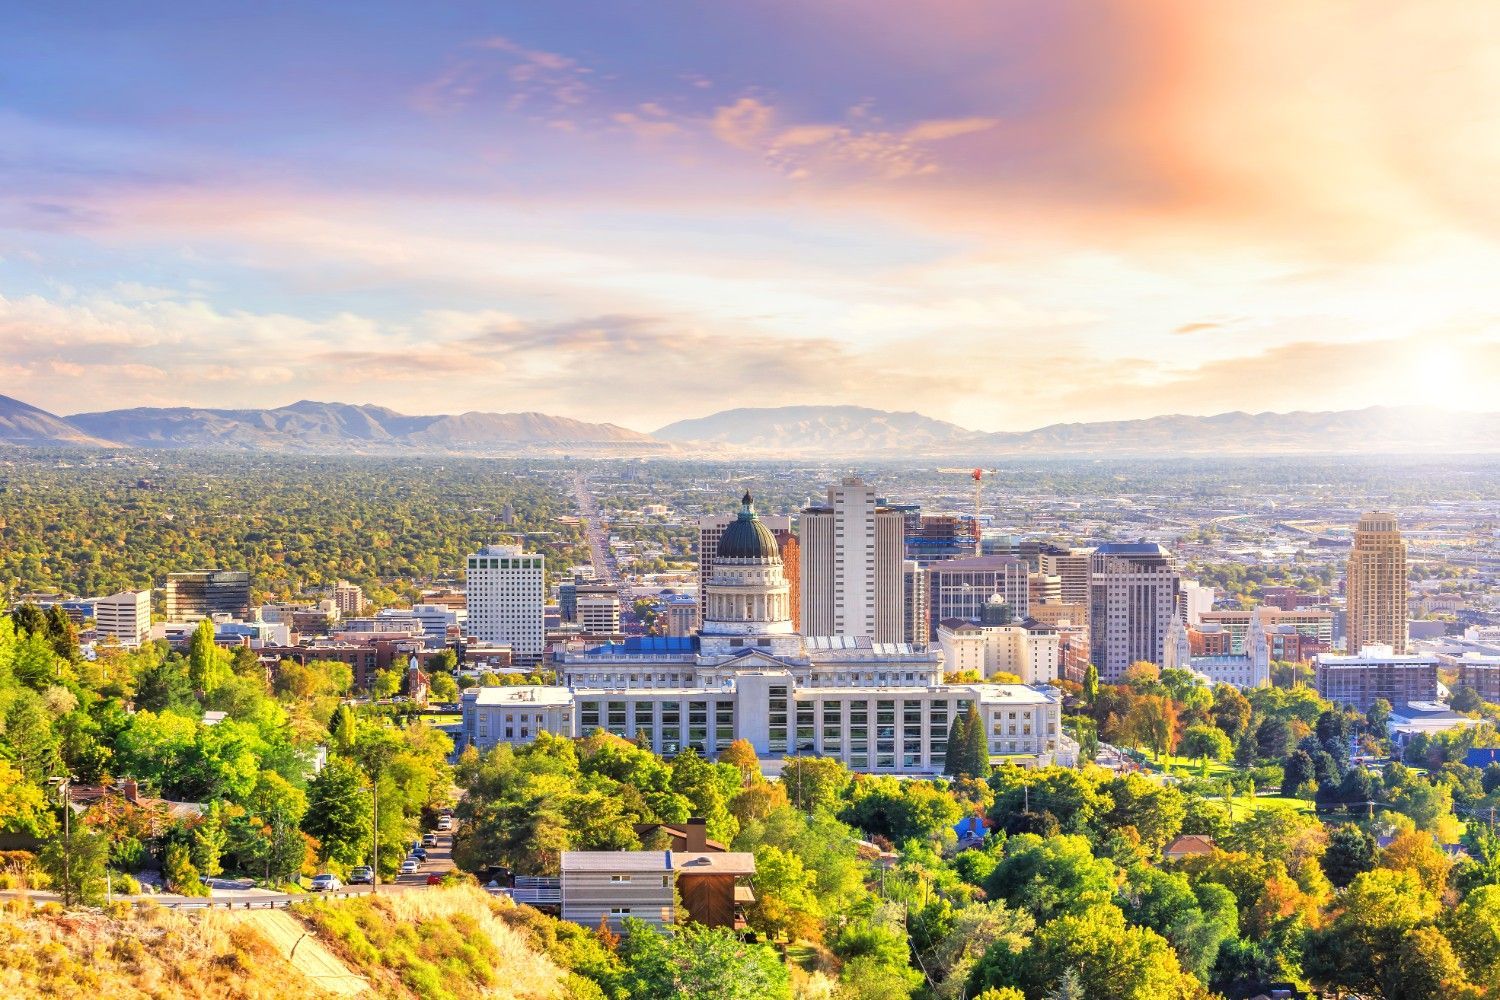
[
  {"x1": 188, "y1": 619, "x2": 232, "y2": 696},
  {"x1": 1281, "y1": 749, "x2": 1315, "y2": 796},
  {"x1": 1083, "y1": 664, "x2": 1099, "y2": 704},
  {"x1": 192, "y1": 800, "x2": 228, "y2": 878},
  {"x1": 39, "y1": 825, "x2": 110, "y2": 907},
  {"x1": 371, "y1": 668, "x2": 401, "y2": 700},
  {"x1": 1323, "y1": 824, "x2": 1377, "y2": 887},
  {"x1": 617, "y1": 916, "x2": 791, "y2": 1000},
  {"x1": 303, "y1": 756, "x2": 372, "y2": 867},
  {"x1": 778, "y1": 756, "x2": 851, "y2": 815},
  {"x1": 1303, "y1": 868, "x2": 1438, "y2": 999},
  {"x1": 164, "y1": 839, "x2": 209, "y2": 895},
  {"x1": 1180, "y1": 724, "x2": 1232, "y2": 762},
  {"x1": 946, "y1": 704, "x2": 989, "y2": 780},
  {"x1": 984, "y1": 833, "x2": 1117, "y2": 922}
]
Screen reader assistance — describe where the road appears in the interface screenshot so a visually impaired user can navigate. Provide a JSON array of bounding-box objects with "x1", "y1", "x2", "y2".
[
  {"x1": 1, "y1": 827, "x2": 460, "y2": 910},
  {"x1": 570, "y1": 472, "x2": 643, "y2": 634}
]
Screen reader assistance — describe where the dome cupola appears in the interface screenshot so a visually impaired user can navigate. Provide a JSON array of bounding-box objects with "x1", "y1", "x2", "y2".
[{"x1": 716, "y1": 491, "x2": 781, "y2": 561}]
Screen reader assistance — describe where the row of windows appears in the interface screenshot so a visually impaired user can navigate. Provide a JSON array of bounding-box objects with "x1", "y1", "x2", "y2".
[{"x1": 469, "y1": 557, "x2": 543, "y2": 570}]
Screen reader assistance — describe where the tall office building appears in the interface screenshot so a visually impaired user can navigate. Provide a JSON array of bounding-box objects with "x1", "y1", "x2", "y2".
[
  {"x1": 698, "y1": 510, "x2": 796, "y2": 630},
  {"x1": 798, "y1": 478, "x2": 905, "y2": 642},
  {"x1": 577, "y1": 588, "x2": 622, "y2": 636},
  {"x1": 94, "y1": 590, "x2": 152, "y2": 647},
  {"x1": 901, "y1": 561, "x2": 930, "y2": 649},
  {"x1": 333, "y1": 580, "x2": 365, "y2": 617},
  {"x1": 1039, "y1": 546, "x2": 1093, "y2": 621},
  {"x1": 465, "y1": 544, "x2": 546, "y2": 665},
  {"x1": 1345, "y1": 512, "x2": 1409, "y2": 654},
  {"x1": 902, "y1": 511, "x2": 979, "y2": 566},
  {"x1": 926, "y1": 556, "x2": 1030, "y2": 637},
  {"x1": 1028, "y1": 572, "x2": 1062, "y2": 608},
  {"x1": 165, "y1": 570, "x2": 251, "y2": 621},
  {"x1": 1088, "y1": 543, "x2": 1181, "y2": 680}
]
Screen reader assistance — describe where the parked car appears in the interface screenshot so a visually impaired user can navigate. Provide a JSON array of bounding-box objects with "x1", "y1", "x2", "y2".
[
  {"x1": 348, "y1": 866, "x2": 374, "y2": 885},
  {"x1": 310, "y1": 873, "x2": 342, "y2": 892},
  {"x1": 411, "y1": 847, "x2": 428, "y2": 861},
  {"x1": 422, "y1": 833, "x2": 438, "y2": 846},
  {"x1": 400, "y1": 859, "x2": 419, "y2": 875},
  {"x1": 426, "y1": 873, "x2": 445, "y2": 886}
]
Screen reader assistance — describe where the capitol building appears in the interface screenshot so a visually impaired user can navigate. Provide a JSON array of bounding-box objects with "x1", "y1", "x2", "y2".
[{"x1": 463, "y1": 492, "x2": 1073, "y2": 774}]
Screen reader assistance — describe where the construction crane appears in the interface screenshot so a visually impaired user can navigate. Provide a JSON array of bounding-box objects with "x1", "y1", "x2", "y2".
[{"x1": 971, "y1": 468, "x2": 984, "y2": 555}]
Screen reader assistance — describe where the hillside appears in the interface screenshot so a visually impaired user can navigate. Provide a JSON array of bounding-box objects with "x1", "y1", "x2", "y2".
[
  {"x1": 654, "y1": 405, "x2": 979, "y2": 452},
  {"x1": 0, "y1": 394, "x2": 119, "y2": 448},
  {"x1": 0, "y1": 888, "x2": 570, "y2": 1000},
  {"x1": 656, "y1": 403, "x2": 1500, "y2": 456},
  {"x1": 66, "y1": 400, "x2": 655, "y2": 451}
]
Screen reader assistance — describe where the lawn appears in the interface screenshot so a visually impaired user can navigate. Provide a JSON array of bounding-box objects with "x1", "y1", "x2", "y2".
[
  {"x1": 1141, "y1": 754, "x2": 1238, "y2": 780},
  {"x1": 1208, "y1": 794, "x2": 1316, "y2": 821}
]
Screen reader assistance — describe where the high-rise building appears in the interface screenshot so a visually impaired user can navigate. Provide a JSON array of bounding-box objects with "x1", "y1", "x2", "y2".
[
  {"x1": 698, "y1": 510, "x2": 795, "y2": 630},
  {"x1": 1039, "y1": 546, "x2": 1093, "y2": 622},
  {"x1": 465, "y1": 544, "x2": 545, "y2": 666},
  {"x1": 165, "y1": 570, "x2": 251, "y2": 621},
  {"x1": 412, "y1": 603, "x2": 465, "y2": 648},
  {"x1": 797, "y1": 478, "x2": 905, "y2": 642},
  {"x1": 577, "y1": 588, "x2": 622, "y2": 636},
  {"x1": 1178, "y1": 580, "x2": 1215, "y2": 626},
  {"x1": 1316, "y1": 645, "x2": 1436, "y2": 711},
  {"x1": 333, "y1": 580, "x2": 365, "y2": 618},
  {"x1": 94, "y1": 590, "x2": 152, "y2": 647},
  {"x1": 1028, "y1": 572, "x2": 1062, "y2": 607},
  {"x1": 1088, "y1": 543, "x2": 1180, "y2": 680},
  {"x1": 1346, "y1": 511, "x2": 1409, "y2": 654},
  {"x1": 901, "y1": 560, "x2": 929, "y2": 649},
  {"x1": 902, "y1": 511, "x2": 979, "y2": 566},
  {"x1": 662, "y1": 595, "x2": 698, "y2": 637},
  {"x1": 926, "y1": 556, "x2": 1030, "y2": 638}
]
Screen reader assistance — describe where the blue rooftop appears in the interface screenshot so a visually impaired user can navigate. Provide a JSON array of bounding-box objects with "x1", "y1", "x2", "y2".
[{"x1": 587, "y1": 635, "x2": 699, "y2": 656}]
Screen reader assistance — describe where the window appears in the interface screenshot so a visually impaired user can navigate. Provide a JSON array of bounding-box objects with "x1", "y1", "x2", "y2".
[
  {"x1": 610, "y1": 874, "x2": 632, "y2": 883},
  {"x1": 610, "y1": 907, "x2": 631, "y2": 915}
]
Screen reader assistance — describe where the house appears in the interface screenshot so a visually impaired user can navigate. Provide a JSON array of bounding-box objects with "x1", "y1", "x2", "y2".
[
  {"x1": 1162, "y1": 834, "x2": 1216, "y2": 861},
  {"x1": 953, "y1": 815, "x2": 990, "y2": 848},
  {"x1": 560, "y1": 849, "x2": 755, "y2": 931},
  {"x1": 1464, "y1": 748, "x2": 1500, "y2": 769},
  {"x1": 68, "y1": 778, "x2": 204, "y2": 823}
]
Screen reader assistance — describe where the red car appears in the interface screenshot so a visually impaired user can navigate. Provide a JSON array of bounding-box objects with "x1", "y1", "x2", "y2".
[{"x1": 426, "y1": 873, "x2": 445, "y2": 886}]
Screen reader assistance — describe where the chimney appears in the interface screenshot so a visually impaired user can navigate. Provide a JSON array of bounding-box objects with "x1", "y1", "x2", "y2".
[
  {"x1": 685, "y1": 817, "x2": 707, "y2": 852},
  {"x1": 120, "y1": 778, "x2": 140, "y2": 803}
]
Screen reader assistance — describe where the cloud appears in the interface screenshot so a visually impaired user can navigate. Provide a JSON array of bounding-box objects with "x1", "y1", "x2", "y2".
[
  {"x1": 1174, "y1": 321, "x2": 1222, "y2": 335},
  {"x1": 412, "y1": 34, "x2": 592, "y2": 116}
]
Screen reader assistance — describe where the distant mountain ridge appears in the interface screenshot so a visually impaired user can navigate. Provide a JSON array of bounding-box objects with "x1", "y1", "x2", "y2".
[
  {"x1": 2, "y1": 392, "x2": 1495, "y2": 455},
  {"x1": 657, "y1": 404, "x2": 1500, "y2": 456},
  {"x1": 0, "y1": 394, "x2": 652, "y2": 452}
]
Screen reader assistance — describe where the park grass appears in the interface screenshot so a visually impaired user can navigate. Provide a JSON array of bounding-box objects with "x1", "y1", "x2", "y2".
[
  {"x1": 1142, "y1": 754, "x2": 1237, "y2": 780},
  {"x1": 1210, "y1": 794, "x2": 1316, "y2": 822}
]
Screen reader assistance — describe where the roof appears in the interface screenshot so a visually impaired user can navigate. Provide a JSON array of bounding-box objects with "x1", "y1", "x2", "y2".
[
  {"x1": 466, "y1": 685, "x2": 574, "y2": 706},
  {"x1": 673, "y1": 852, "x2": 756, "y2": 875},
  {"x1": 1465, "y1": 748, "x2": 1500, "y2": 768},
  {"x1": 716, "y1": 493, "x2": 781, "y2": 561},
  {"x1": 560, "y1": 850, "x2": 755, "y2": 875},
  {"x1": 1164, "y1": 834, "x2": 1216, "y2": 856},
  {"x1": 1094, "y1": 542, "x2": 1171, "y2": 556}
]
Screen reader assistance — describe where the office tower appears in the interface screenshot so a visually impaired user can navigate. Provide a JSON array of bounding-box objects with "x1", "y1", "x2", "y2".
[
  {"x1": 798, "y1": 478, "x2": 904, "y2": 642},
  {"x1": 412, "y1": 603, "x2": 464, "y2": 648},
  {"x1": 698, "y1": 509, "x2": 795, "y2": 630},
  {"x1": 578, "y1": 588, "x2": 622, "y2": 635},
  {"x1": 94, "y1": 590, "x2": 151, "y2": 647},
  {"x1": 1039, "y1": 546, "x2": 1093, "y2": 620},
  {"x1": 926, "y1": 556, "x2": 1030, "y2": 637},
  {"x1": 165, "y1": 570, "x2": 251, "y2": 621},
  {"x1": 465, "y1": 544, "x2": 545, "y2": 665},
  {"x1": 902, "y1": 560, "x2": 929, "y2": 649},
  {"x1": 1315, "y1": 645, "x2": 1437, "y2": 711},
  {"x1": 1346, "y1": 511, "x2": 1409, "y2": 654},
  {"x1": 662, "y1": 595, "x2": 698, "y2": 637},
  {"x1": 1088, "y1": 543, "x2": 1180, "y2": 680},
  {"x1": 333, "y1": 580, "x2": 365, "y2": 617},
  {"x1": 1178, "y1": 580, "x2": 1214, "y2": 626},
  {"x1": 559, "y1": 576, "x2": 582, "y2": 622},
  {"x1": 1029, "y1": 572, "x2": 1062, "y2": 608}
]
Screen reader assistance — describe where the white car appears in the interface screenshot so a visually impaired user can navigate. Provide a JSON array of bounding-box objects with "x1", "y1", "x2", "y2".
[
  {"x1": 400, "y1": 859, "x2": 419, "y2": 875},
  {"x1": 309, "y1": 873, "x2": 342, "y2": 892},
  {"x1": 436, "y1": 816, "x2": 452, "y2": 831}
]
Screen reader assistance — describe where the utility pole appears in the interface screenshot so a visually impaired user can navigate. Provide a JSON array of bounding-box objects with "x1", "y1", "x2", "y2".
[
  {"x1": 372, "y1": 779, "x2": 379, "y2": 892},
  {"x1": 48, "y1": 776, "x2": 72, "y2": 906}
]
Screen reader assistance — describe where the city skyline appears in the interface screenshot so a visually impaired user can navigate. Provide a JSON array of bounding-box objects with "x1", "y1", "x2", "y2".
[{"x1": 3, "y1": 2, "x2": 1498, "y2": 428}]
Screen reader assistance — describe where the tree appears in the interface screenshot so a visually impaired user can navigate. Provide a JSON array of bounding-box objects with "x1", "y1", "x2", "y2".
[
  {"x1": 720, "y1": 739, "x2": 765, "y2": 787},
  {"x1": 328, "y1": 704, "x2": 357, "y2": 751},
  {"x1": 1281, "y1": 749, "x2": 1316, "y2": 796},
  {"x1": 0, "y1": 759, "x2": 52, "y2": 836},
  {"x1": 1255, "y1": 716, "x2": 1291, "y2": 759},
  {"x1": 616, "y1": 917, "x2": 791, "y2": 1000},
  {"x1": 192, "y1": 800, "x2": 228, "y2": 878},
  {"x1": 1211, "y1": 685, "x2": 1253, "y2": 740},
  {"x1": 984, "y1": 833, "x2": 1117, "y2": 923},
  {"x1": 1180, "y1": 724, "x2": 1232, "y2": 763},
  {"x1": 188, "y1": 619, "x2": 232, "y2": 696},
  {"x1": 1303, "y1": 868, "x2": 1438, "y2": 999},
  {"x1": 1367, "y1": 698, "x2": 1393, "y2": 731},
  {"x1": 39, "y1": 825, "x2": 110, "y2": 907},
  {"x1": 1126, "y1": 695, "x2": 1179, "y2": 759},
  {"x1": 1103, "y1": 774, "x2": 1185, "y2": 853},
  {"x1": 945, "y1": 704, "x2": 989, "y2": 780},
  {"x1": 371, "y1": 668, "x2": 401, "y2": 700},
  {"x1": 164, "y1": 839, "x2": 209, "y2": 895},
  {"x1": 779, "y1": 756, "x2": 851, "y2": 814},
  {"x1": 1323, "y1": 824, "x2": 1377, "y2": 888},
  {"x1": 747, "y1": 844, "x2": 822, "y2": 940},
  {"x1": 973, "y1": 902, "x2": 1199, "y2": 1000},
  {"x1": 1083, "y1": 664, "x2": 1099, "y2": 704},
  {"x1": 303, "y1": 756, "x2": 372, "y2": 867},
  {"x1": 429, "y1": 670, "x2": 459, "y2": 703}
]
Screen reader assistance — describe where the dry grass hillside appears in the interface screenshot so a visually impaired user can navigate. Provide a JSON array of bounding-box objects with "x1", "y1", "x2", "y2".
[{"x1": 0, "y1": 888, "x2": 570, "y2": 1000}]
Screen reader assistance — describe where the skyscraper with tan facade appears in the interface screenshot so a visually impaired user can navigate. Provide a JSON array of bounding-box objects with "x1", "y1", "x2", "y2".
[{"x1": 1345, "y1": 511, "x2": 1408, "y2": 654}]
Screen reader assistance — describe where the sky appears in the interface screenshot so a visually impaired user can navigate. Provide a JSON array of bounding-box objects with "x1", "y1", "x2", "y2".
[{"x1": 1, "y1": 1, "x2": 1497, "y2": 432}]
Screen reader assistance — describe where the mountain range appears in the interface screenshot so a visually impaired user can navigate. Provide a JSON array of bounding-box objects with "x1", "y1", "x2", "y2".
[{"x1": 2, "y1": 393, "x2": 1496, "y2": 456}]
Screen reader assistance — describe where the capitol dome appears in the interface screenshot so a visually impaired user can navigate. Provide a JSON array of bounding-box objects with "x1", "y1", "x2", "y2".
[{"x1": 716, "y1": 492, "x2": 781, "y2": 561}]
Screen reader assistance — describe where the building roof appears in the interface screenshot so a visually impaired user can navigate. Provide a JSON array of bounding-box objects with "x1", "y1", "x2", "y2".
[
  {"x1": 560, "y1": 850, "x2": 755, "y2": 875},
  {"x1": 716, "y1": 493, "x2": 781, "y2": 561},
  {"x1": 466, "y1": 685, "x2": 574, "y2": 706},
  {"x1": 1163, "y1": 834, "x2": 1216, "y2": 856}
]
